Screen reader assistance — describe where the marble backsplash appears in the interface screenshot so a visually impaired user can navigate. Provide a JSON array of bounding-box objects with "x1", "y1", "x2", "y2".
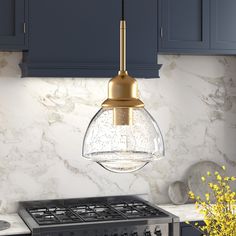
[{"x1": 0, "y1": 52, "x2": 236, "y2": 213}]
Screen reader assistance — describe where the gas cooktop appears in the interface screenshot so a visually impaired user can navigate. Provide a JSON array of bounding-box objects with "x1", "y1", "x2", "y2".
[
  {"x1": 18, "y1": 195, "x2": 180, "y2": 236},
  {"x1": 22, "y1": 196, "x2": 168, "y2": 225}
]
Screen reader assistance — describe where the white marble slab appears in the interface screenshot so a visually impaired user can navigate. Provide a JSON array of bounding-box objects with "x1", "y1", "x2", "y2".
[
  {"x1": 0, "y1": 52, "x2": 236, "y2": 212},
  {"x1": 158, "y1": 204, "x2": 204, "y2": 222},
  {"x1": 0, "y1": 214, "x2": 30, "y2": 236}
]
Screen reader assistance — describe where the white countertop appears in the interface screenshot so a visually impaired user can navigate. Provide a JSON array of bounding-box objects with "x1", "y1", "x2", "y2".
[
  {"x1": 0, "y1": 214, "x2": 30, "y2": 236},
  {"x1": 158, "y1": 204, "x2": 204, "y2": 222}
]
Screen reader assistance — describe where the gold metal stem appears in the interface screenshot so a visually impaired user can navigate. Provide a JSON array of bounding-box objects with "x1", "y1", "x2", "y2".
[{"x1": 119, "y1": 20, "x2": 127, "y2": 74}]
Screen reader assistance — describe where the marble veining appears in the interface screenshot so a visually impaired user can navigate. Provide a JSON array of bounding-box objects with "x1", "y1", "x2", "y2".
[
  {"x1": 158, "y1": 204, "x2": 204, "y2": 222},
  {"x1": 0, "y1": 52, "x2": 236, "y2": 213}
]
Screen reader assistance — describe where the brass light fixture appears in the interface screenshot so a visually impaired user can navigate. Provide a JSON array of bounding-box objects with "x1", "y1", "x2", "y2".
[{"x1": 82, "y1": 0, "x2": 165, "y2": 173}]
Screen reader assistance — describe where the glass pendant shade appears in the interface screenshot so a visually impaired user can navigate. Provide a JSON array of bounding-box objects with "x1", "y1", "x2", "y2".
[{"x1": 82, "y1": 108, "x2": 164, "y2": 173}]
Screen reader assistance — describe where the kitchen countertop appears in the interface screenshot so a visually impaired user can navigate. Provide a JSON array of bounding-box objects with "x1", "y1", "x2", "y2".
[
  {"x1": 158, "y1": 204, "x2": 204, "y2": 222},
  {"x1": 0, "y1": 214, "x2": 30, "y2": 235}
]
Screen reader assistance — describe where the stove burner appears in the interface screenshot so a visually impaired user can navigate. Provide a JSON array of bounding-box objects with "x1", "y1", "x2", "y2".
[
  {"x1": 29, "y1": 207, "x2": 82, "y2": 224},
  {"x1": 26, "y1": 199, "x2": 168, "y2": 225}
]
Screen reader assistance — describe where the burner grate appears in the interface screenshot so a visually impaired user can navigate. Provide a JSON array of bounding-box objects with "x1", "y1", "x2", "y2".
[
  {"x1": 70, "y1": 203, "x2": 124, "y2": 222},
  {"x1": 111, "y1": 201, "x2": 167, "y2": 219},
  {"x1": 26, "y1": 199, "x2": 168, "y2": 225},
  {"x1": 29, "y1": 207, "x2": 83, "y2": 225}
]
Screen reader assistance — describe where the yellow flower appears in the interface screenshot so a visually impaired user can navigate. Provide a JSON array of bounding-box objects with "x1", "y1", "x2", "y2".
[
  {"x1": 208, "y1": 182, "x2": 213, "y2": 188},
  {"x1": 190, "y1": 170, "x2": 236, "y2": 236},
  {"x1": 216, "y1": 175, "x2": 222, "y2": 181},
  {"x1": 189, "y1": 191, "x2": 195, "y2": 199},
  {"x1": 205, "y1": 193, "x2": 210, "y2": 201},
  {"x1": 213, "y1": 184, "x2": 219, "y2": 191}
]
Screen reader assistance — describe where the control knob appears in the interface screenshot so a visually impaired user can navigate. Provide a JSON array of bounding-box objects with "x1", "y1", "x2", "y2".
[
  {"x1": 144, "y1": 231, "x2": 151, "y2": 236},
  {"x1": 154, "y1": 226, "x2": 162, "y2": 236},
  {"x1": 144, "y1": 228, "x2": 151, "y2": 236},
  {"x1": 131, "y1": 232, "x2": 138, "y2": 236}
]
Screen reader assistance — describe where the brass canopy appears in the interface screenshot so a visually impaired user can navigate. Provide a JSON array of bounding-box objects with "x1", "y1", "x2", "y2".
[{"x1": 102, "y1": 72, "x2": 144, "y2": 108}]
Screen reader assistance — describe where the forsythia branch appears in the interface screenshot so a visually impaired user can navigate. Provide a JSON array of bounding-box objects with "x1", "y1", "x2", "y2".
[{"x1": 187, "y1": 166, "x2": 236, "y2": 236}]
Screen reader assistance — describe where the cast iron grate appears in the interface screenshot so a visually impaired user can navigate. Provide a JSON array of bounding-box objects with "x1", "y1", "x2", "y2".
[{"x1": 27, "y1": 199, "x2": 168, "y2": 225}]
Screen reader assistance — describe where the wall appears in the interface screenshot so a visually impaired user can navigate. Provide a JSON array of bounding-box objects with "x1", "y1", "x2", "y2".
[{"x1": 0, "y1": 52, "x2": 236, "y2": 213}]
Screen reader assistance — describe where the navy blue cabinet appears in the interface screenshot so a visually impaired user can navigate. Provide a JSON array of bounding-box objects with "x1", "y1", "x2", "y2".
[
  {"x1": 0, "y1": 0, "x2": 28, "y2": 50},
  {"x1": 159, "y1": 0, "x2": 236, "y2": 54},
  {"x1": 20, "y1": 0, "x2": 161, "y2": 78},
  {"x1": 211, "y1": 0, "x2": 236, "y2": 51},
  {"x1": 159, "y1": 0, "x2": 210, "y2": 52},
  {"x1": 180, "y1": 222, "x2": 204, "y2": 236}
]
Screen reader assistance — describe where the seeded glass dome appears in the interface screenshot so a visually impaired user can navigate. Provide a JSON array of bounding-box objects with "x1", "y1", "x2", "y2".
[
  {"x1": 83, "y1": 107, "x2": 164, "y2": 173},
  {"x1": 82, "y1": 0, "x2": 165, "y2": 173}
]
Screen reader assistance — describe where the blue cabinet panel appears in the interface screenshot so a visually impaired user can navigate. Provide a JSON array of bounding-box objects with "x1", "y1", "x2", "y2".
[
  {"x1": 159, "y1": 0, "x2": 236, "y2": 54},
  {"x1": 21, "y1": 0, "x2": 160, "y2": 78},
  {"x1": 0, "y1": 0, "x2": 28, "y2": 50},
  {"x1": 211, "y1": 0, "x2": 236, "y2": 50},
  {"x1": 159, "y1": 0, "x2": 210, "y2": 51},
  {"x1": 180, "y1": 222, "x2": 204, "y2": 236}
]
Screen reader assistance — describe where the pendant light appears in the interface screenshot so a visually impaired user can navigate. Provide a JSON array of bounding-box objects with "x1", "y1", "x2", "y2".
[{"x1": 82, "y1": 0, "x2": 165, "y2": 173}]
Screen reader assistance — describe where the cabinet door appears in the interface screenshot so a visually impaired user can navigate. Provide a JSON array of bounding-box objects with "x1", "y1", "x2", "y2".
[
  {"x1": 21, "y1": 0, "x2": 159, "y2": 77},
  {"x1": 159, "y1": 0, "x2": 210, "y2": 52},
  {"x1": 211, "y1": 0, "x2": 236, "y2": 50},
  {"x1": 0, "y1": 0, "x2": 27, "y2": 50},
  {"x1": 180, "y1": 222, "x2": 204, "y2": 236}
]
